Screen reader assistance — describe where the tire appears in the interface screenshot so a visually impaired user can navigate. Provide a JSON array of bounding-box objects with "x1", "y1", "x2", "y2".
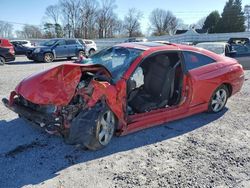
[
  {"x1": 65, "y1": 104, "x2": 116, "y2": 150},
  {"x1": 208, "y1": 85, "x2": 229, "y2": 113},
  {"x1": 43, "y1": 53, "x2": 54, "y2": 63},
  {"x1": 0, "y1": 56, "x2": 5, "y2": 65},
  {"x1": 78, "y1": 50, "x2": 85, "y2": 59},
  {"x1": 89, "y1": 49, "x2": 95, "y2": 56}
]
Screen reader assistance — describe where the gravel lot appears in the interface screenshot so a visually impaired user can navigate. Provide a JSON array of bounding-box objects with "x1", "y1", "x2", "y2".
[{"x1": 0, "y1": 56, "x2": 250, "y2": 188}]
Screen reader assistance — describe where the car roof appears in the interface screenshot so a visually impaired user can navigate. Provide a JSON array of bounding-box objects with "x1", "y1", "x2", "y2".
[{"x1": 117, "y1": 42, "x2": 223, "y2": 61}]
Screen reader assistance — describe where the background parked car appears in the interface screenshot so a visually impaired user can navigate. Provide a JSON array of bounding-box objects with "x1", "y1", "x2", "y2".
[
  {"x1": 195, "y1": 42, "x2": 236, "y2": 57},
  {"x1": 10, "y1": 40, "x2": 33, "y2": 48},
  {"x1": 228, "y1": 38, "x2": 250, "y2": 70},
  {"x1": 0, "y1": 38, "x2": 14, "y2": 50},
  {"x1": 124, "y1": 37, "x2": 148, "y2": 43},
  {"x1": 26, "y1": 38, "x2": 85, "y2": 63},
  {"x1": 0, "y1": 47, "x2": 15, "y2": 65},
  {"x1": 78, "y1": 39, "x2": 97, "y2": 56}
]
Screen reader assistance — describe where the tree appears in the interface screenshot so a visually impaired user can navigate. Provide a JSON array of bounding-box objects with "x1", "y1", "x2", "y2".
[
  {"x1": 45, "y1": 5, "x2": 60, "y2": 24},
  {"x1": 123, "y1": 8, "x2": 143, "y2": 37},
  {"x1": 245, "y1": 5, "x2": 250, "y2": 31},
  {"x1": 0, "y1": 21, "x2": 13, "y2": 38},
  {"x1": 21, "y1": 25, "x2": 43, "y2": 38},
  {"x1": 216, "y1": 0, "x2": 245, "y2": 33},
  {"x1": 149, "y1": 9, "x2": 179, "y2": 36},
  {"x1": 203, "y1": 11, "x2": 221, "y2": 33},
  {"x1": 79, "y1": 0, "x2": 99, "y2": 39},
  {"x1": 60, "y1": 0, "x2": 81, "y2": 37},
  {"x1": 97, "y1": 0, "x2": 117, "y2": 38}
]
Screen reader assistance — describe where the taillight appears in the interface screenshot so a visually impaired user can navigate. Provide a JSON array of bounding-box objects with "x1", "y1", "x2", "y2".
[{"x1": 9, "y1": 47, "x2": 15, "y2": 55}]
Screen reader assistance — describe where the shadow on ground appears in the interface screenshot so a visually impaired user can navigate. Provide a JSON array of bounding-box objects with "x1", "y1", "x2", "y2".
[{"x1": 0, "y1": 109, "x2": 227, "y2": 187}]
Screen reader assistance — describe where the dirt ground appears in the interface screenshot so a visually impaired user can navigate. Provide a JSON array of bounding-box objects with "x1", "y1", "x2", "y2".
[{"x1": 0, "y1": 56, "x2": 250, "y2": 188}]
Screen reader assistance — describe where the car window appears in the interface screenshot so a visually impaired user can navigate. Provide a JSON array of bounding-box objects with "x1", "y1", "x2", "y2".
[
  {"x1": 66, "y1": 39, "x2": 77, "y2": 45},
  {"x1": 78, "y1": 40, "x2": 84, "y2": 45},
  {"x1": 57, "y1": 40, "x2": 66, "y2": 46},
  {"x1": 183, "y1": 51, "x2": 215, "y2": 70},
  {"x1": 85, "y1": 40, "x2": 92, "y2": 44},
  {"x1": 232, "y1": 44, "x2": 250, "y2": 55}
]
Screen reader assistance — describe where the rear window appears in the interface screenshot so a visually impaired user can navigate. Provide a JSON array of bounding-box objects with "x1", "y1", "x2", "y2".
[{"x1": 183, "y1": 51, "x2": 215, "y2": 70}]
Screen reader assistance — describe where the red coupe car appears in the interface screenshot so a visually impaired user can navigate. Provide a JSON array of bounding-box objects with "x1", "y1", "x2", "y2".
[{"x1": 2, "y1": 42, "x2": 245, "y2": 150}]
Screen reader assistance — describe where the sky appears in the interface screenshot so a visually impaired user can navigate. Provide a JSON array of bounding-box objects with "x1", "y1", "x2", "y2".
[{"x1": 0, "y1": 0, "x2": 249, "y2": 35}]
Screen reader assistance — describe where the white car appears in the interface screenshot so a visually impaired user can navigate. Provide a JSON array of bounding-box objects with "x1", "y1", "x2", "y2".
[
  {"x1": 10, "y1": 40, "x2": 33, "y2": 48},
  {"x1": 196, "y1": 42, "x2": 233, "y2": 56},
  {"x1": 78, "y1": 39, "x2": 97, "y2": 56}
]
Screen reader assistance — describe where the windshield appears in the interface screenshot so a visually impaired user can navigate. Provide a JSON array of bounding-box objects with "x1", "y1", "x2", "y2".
[
  {"x1": 41, "y1": 39, "x2": 58, "y2": 46},
  {"x1": 81, "y1": 46, "x2": 143, "y2": 82},
  {"x1": 196, "y1": 44, "x2": 225, "y2": 54}
]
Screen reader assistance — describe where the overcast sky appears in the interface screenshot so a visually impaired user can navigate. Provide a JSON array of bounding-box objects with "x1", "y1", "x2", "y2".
[{"x1": 0, "y1": 0, "x2": 249, "y2": 34}]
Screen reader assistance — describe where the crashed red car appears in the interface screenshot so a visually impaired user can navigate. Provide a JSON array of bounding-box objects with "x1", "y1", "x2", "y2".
[{"x1": 2, "y1": 42, "x2": 244, "y2": 150}]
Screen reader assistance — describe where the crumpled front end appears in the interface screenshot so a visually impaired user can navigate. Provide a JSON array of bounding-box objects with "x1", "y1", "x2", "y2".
[{"x1": 2, "y1": 63, "x2": 125, "y2": 135}]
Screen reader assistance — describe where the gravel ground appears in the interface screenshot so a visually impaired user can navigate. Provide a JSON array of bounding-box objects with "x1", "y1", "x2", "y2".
[{"x1": 0, "y1": 56, "x2": 250, "y2": 188}]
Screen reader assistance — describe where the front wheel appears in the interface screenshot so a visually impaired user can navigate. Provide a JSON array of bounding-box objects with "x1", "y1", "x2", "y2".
[
  {"x1": 208, "y1": 85, "x2": 229, "y2": 113},
  {"x1": 66, "y1": 104, "x2": 116, "y2": 150},
  {"x1": 43, "y1": 53, "x2": 54, "y2": 63}
]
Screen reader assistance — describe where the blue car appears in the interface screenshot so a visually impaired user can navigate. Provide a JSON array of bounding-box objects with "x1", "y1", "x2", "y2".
[{"x1": 27, "y1": 38, "x2": 85, "y2": 63}]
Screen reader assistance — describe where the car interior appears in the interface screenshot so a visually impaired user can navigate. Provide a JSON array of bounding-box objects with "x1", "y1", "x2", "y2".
[{"x1": 127, "y1": 52, "x2": 184, "y2": 114}]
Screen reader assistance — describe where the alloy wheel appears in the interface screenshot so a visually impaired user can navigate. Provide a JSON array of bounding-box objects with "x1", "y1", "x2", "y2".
[
  {"x1": 211, "y1": 88, "x2": 227, "y2": 112},
  {"x1": 98, "y1": 110, "x2": 115, "y2": 146}
]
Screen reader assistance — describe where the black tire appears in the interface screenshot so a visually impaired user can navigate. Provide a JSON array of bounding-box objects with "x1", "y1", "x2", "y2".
[
  {"x1": 208, "y1": 85, "x2": 229, "y2": 113},
  {"x1": 78, "y1": 50, "x2": 85, "y2": 59},
  {"x1": 43, "y1": 52, "x2": 54, "y2": 63},
  {"x1": 0, "y1": 56, "x2": 5, "y2": 65},
  {"x1": 89, "y1": 49, "x2": 95, "y2": 56},
  {"x1": 65, "y1": 104, "x2": 116, "y2": 150}
]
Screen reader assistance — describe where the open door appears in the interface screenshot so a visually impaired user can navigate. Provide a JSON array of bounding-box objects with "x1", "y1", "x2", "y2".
[{"x1": 123, "y1": 51, "x2": 190, "y2": 135}]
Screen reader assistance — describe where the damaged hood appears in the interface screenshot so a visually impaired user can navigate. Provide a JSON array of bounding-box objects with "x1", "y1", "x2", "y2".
[{"x1": 15, "y1": 63, "x2": 112, "y2": 106}]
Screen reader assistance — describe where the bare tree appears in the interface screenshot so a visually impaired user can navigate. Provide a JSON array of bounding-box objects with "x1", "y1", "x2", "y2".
[
  {"x1": 0, "y1": 21, "x2": 13, "y2": 38},
  {"x1": 21, "y1": 25, "x2": 43, "y2": 39},
  {"x1": 149, "y1": 8, "x2": 167, "y2": 35},
  {"x1": 150, "y1": 9, "x2": 179, "y2": 36},
  {"x1": 123, "y1": 8, "x2": 143, "y2": 37},
  {"x1": 97, "y1": 0, "x2": 117, "y2": 38},
  {"x1": 45, "y1": 5, "x2": 60, "y2": 24},
  {"x1": 79, "y1": 0, "x2": 99, "y2": 39},
  {"x1": 60, "y1": 0, "x2": 81, "y2": 38},
  {"x1": 194, "y1": 17, "x2": 206, "y2": 29}
]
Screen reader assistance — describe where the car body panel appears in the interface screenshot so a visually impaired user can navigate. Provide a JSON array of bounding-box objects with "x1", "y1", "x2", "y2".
[
  {"x1": 0, "y1": 47, "x2": 15, "y2": 62},
  {"x1": 14, "y1": 63, "x2": 112, "y2": 106}
]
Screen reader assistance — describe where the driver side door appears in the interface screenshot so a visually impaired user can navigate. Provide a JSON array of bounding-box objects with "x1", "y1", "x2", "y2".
[{"x1": 123, "y1": 51, "x2": 190, "y2": 135}]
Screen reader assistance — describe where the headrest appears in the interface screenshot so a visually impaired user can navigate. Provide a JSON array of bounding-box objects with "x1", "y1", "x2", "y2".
[{"x1": 155, "y1": 55, "x2": 170, "y2": 67}]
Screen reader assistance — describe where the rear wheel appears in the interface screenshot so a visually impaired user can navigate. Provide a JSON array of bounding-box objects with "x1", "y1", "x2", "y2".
[
  {"x1": 43, "y1": 53, "x2": 54, "y2": 63},
  {"x1": 66, "y1": 104, "x2": 116, "y2": 150},
  {"x1": 0, "y1": 57, "x2": 5, "y2": 65},
  {"x1": 208, "y1": 85, "x2": 229, "y2": 113}
]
